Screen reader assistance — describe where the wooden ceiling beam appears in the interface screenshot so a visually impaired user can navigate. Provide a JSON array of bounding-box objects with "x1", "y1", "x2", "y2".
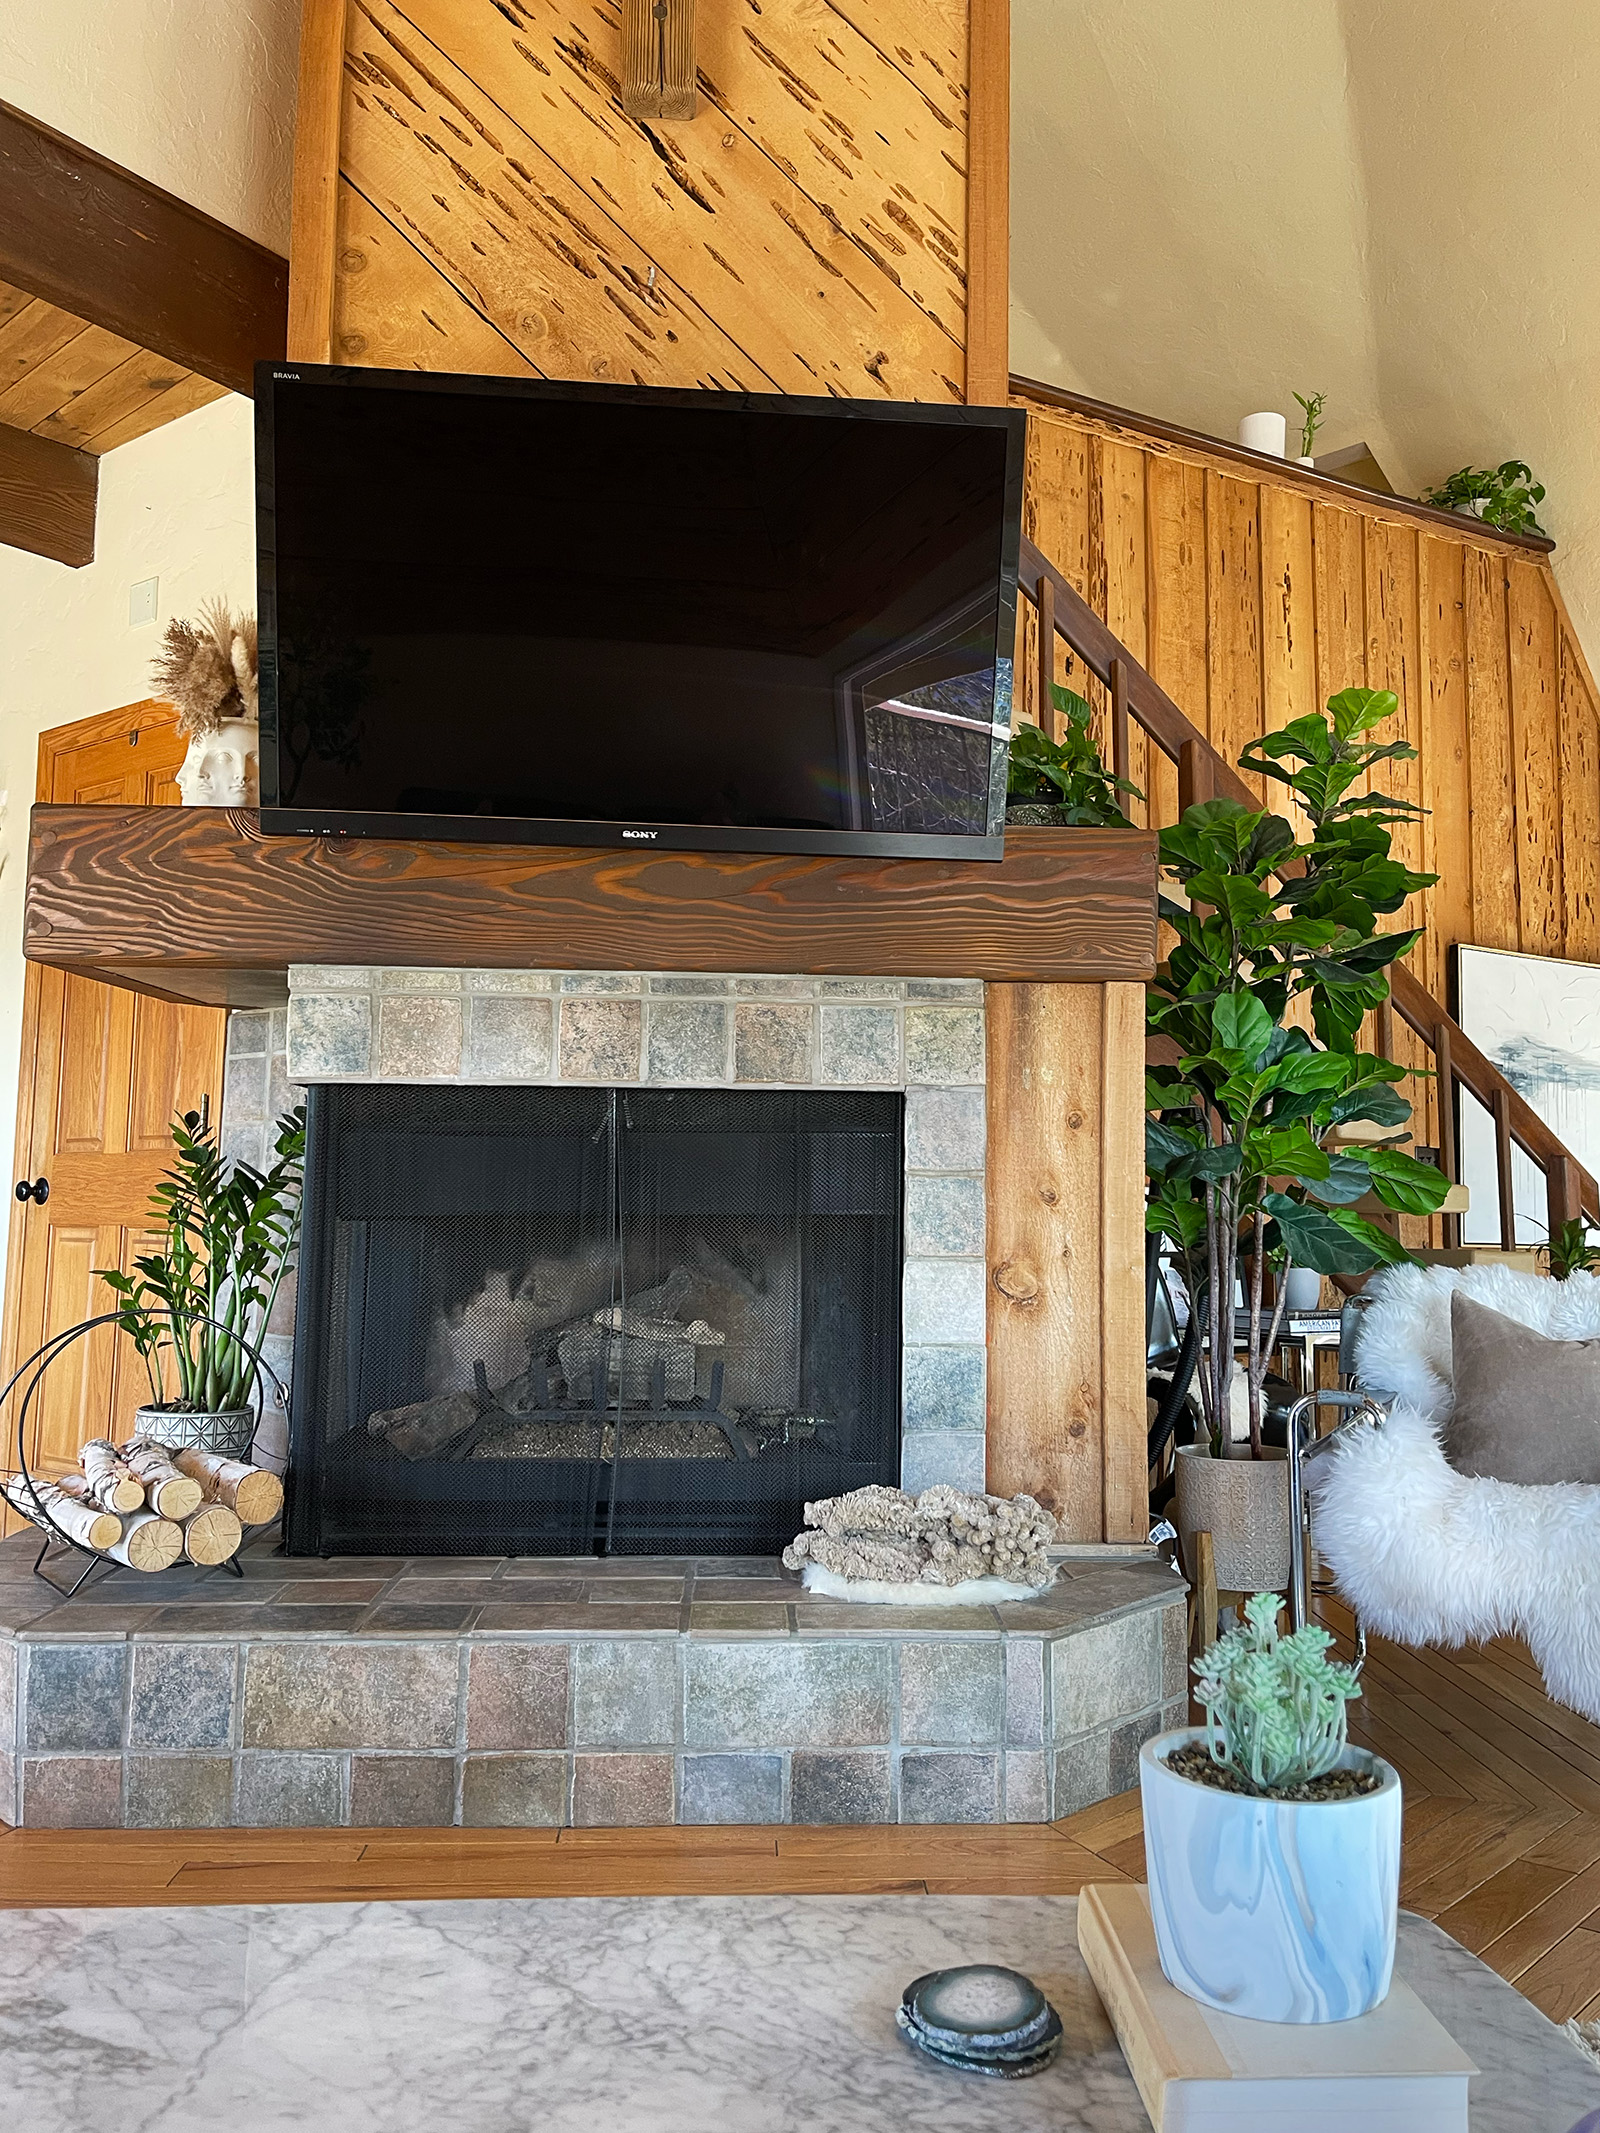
[
  {"x1": 0, "y1": 100, "x2": 288, "y2": 397},
  {"x1": 0, "y1": 420, "x2": 95, "y2": 565}
]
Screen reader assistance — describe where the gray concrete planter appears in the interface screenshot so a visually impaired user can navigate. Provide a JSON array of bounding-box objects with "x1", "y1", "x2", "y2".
[{"x1": 1174, "y1": 1441, "x2": 1292, "y2": 1593}]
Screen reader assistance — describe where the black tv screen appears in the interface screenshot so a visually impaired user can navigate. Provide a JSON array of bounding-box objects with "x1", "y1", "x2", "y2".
[{"x1": 256, "y1": 365, "x2": 1024, "y2": 859}]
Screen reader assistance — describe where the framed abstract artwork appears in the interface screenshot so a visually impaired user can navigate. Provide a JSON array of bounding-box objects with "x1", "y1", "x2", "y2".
[{"x1": 1455, "y1": 944, "x2": 1600, "y2": 1245}]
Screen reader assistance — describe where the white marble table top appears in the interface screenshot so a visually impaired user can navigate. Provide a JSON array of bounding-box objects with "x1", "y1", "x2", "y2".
[{"x1": 2, "y1": 1893, "x2": 1596, "y2": 2133}]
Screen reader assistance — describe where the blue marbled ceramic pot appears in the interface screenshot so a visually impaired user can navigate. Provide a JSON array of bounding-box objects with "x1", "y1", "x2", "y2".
[{"x1": 1140, "y1": 1728, "x2": 1401, "y2": 2024}]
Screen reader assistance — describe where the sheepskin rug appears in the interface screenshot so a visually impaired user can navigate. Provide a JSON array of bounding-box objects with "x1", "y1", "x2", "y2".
[{"x1": 1313, "y1": 1261, "x2": 1600, "y2": 1725}]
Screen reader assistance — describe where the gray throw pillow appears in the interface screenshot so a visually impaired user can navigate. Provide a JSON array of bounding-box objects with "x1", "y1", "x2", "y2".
[{"x1": 1447, "y1": 1289, "x2": 1600, "y2": 1484}]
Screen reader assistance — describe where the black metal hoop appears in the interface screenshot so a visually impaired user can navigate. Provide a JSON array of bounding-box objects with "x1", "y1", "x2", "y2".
[{"x1": 4, "y1": 1310, "x2": 286, "y2": 1596}]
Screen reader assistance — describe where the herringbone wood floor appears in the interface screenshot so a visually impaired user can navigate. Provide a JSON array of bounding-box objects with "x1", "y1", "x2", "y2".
[{"x1": 4, "y1": 1601, "x2": 1597, "y2": 2023}]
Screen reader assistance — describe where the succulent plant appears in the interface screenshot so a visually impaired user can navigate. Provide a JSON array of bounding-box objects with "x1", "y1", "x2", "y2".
[{"x1": 1193, "y1": 1591, "x2": 1363, "y2": 1794}]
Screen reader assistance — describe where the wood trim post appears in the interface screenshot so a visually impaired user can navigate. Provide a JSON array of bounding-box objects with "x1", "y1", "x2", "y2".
[
  {"x1": 1110, "y1": 657, "x2": 1132, "y2": 795},
  {"x1": 1177, "y1": 738, "x2": 1211, "y2": 815},
  {"x1": 1101, "y1": 979, "x2": 1148, "y2": 1541},
  {"x1": 1037, "y1": 572, "x2": 1058, "y2": 737},
  {"x1": 963, "y1": 0, "x2": 1010, "y2": 405},
  {"x1": 1492, "y1": 1085, "x2": 1517, "y2": 1250},
  {"x1": 288, "y1": 0, "x2": 348, "y2": 364},
  {"x1": 1434, "y1": 1021, "x2": 1461, "y2": 1250},
  {"x1": 1547, "y1": 1151, "x2": 1582, "y2": 1242}
]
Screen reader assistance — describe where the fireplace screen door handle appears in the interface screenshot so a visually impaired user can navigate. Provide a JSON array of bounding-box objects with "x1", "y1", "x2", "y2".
[{"x1": 14, "y1": 1177, "x2": 49, "y2": 1204}]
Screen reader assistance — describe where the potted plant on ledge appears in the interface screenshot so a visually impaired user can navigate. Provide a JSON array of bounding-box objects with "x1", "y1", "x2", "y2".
[
  {"x1": 99, "y1": 1105, "x2": 305, "y2": 1458},
  {"x1": 1142, "y1": 1592, "x2": 1401, "y2": 2022},
  {"x1": 1145, "y1": 688, "x2": 1450, "y2": 1590}
]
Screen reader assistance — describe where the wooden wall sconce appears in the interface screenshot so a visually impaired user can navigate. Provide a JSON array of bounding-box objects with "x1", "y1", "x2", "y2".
[{"x1": 622, "y1": 0, "x2": 698, "y2": 120}]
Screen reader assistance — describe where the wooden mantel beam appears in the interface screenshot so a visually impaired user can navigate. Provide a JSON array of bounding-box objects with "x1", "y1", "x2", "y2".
[
  {"x1": 0, "y1": 99, "x2": 288, "y2": 397},
  {"x1": 24, "y1": 807, "x2": 1160, "y2": 1010},
  {"x1": 0, "y1": 421, "x2": 96, "y2": 566}
]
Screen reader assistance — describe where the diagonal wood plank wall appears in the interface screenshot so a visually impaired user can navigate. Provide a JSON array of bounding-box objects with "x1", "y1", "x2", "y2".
[{"x1": 1014, "y1": 383, "x2": 1600, "y2": 1249}]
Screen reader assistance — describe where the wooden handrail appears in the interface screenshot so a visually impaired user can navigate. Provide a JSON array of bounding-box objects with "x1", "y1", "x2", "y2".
[{"x1": 1016, "y1": 548, "x2": 1600, "y2": 1235}]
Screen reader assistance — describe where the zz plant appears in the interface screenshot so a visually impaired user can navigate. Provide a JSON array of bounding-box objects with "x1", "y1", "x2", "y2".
[
  {"x1": 1194, "y1": 1591, "x2": 1364, "y2": 1794},
  {"x1": 1146, "y1": 687, "x2": 1451, "y2": 1454},
  {"x1": 100, "y1": 1106, "x2": 306, "y2": 1414},
  {"x1": 1008, "y1": 682, "x2": 1143, "y2": 826}
]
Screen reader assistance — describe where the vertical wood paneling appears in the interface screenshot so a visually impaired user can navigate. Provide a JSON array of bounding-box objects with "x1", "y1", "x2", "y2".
[
  {"x1": 1099, "y1": 980, "x2": 1147, "y2": 1542},
  {"x1": 1560, "y1": 636, "x2": 1600, "y2": 964},
  {"x1": 1259, "y1": 485, "x2": 1317, "y2": 840},
  {"x1": 1508, "y1": 561, "x2": 1564, "y2": 958},
  {"x1": 1363, "y1": 523, "x2": 1426, "y2": 938},
  {"x1": 1101, "y1": 441, "x2": 1150, "y2": 824},
  {"x1": 1420, "y1": 538, "x2": 1472, "y2": 1006},
  {"x1": 1205, "y1": 473, "x2": 1262, "y2": 790},
  {"x1": 1311, "y1": 504, "x2": 1368, "y2": 707},
  {"x1": 1464, "y1": 548, "x2": 1519, "y2": 953},
  {"x1": 1144, "y1": 455, "x2": 1207, "y2": 833}
]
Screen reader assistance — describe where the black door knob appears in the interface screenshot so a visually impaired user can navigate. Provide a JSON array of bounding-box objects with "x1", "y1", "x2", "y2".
[{"x1": 14, "y1": 1178, "x2": 48, "y2": 1204}]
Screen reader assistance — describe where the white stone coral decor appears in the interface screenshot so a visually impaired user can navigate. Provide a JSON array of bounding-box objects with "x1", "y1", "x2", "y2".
[
  {"x1": 1140, "y1": 1730, "x2": 1402, "y2": 2023},
  {"x1": 782, "y1": 1484, "x2": 1058, "y2": 1602}
]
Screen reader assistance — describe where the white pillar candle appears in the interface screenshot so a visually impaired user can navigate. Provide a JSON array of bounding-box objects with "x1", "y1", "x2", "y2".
[{"x1": 1237, "y1": 411, "x2": 1287, "y2": 457}]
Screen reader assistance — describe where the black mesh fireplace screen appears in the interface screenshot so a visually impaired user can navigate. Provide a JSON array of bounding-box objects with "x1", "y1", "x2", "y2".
[{"x1": 285, "y1": 1084, "x2": 904, "y2": 1556}]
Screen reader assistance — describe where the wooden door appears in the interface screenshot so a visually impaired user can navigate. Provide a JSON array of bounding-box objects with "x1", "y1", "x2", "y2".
[{"x1": 0, "y1": 702, "x2": 226, "y2": 1524}]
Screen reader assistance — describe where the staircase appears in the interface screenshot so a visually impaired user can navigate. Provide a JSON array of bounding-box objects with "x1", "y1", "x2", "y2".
[{"x1": 1018, "y1": 529, "x2": 1600, "y2": 1245}]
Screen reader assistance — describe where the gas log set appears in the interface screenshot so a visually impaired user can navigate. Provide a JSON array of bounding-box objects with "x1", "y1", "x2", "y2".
[{"x1": 3, "y1": 1439, "x2": 284, "y2": 1570}]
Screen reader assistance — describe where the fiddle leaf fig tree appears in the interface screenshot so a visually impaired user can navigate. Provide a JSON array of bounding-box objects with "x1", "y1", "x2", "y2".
[{"x1": 1147, "y1": 688, "x2": 1451, "y2": 1455}]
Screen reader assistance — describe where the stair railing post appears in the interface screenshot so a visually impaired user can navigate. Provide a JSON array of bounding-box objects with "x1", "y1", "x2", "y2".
[
  {"x1": 1434, "y1": 1022, "x2": 1461, "y2": 1251},
  {"x1": 1037, "y1": 572, "x2": 1059, "y2": 740}
]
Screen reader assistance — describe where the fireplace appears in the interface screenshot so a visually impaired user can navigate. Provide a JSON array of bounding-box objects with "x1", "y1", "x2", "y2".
[{"x1": 285, "y1": 1082, "x2": 904, "y2": 1556}]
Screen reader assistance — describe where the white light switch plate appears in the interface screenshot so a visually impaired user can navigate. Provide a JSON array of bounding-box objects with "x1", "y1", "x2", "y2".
[{"x1": 128, "y1": 577, "x2": 159, "y2": 627}]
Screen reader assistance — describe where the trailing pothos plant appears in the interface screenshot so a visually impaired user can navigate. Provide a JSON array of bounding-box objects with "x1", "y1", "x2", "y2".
[
  {"x1": 1007, "y1": 682, "x2": 1143, "y2": 826},
  {"x1": 1145, "y1": 687, "x2": 1452, "y2": 1456},
  {"x1": 99, "y1": 1105, "x2": 306, "y2": 1414}
]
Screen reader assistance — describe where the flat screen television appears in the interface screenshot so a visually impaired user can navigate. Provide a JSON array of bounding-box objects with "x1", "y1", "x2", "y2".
[{"x1": 255, "y1": 364, "x2": 1024, "y2": 859}]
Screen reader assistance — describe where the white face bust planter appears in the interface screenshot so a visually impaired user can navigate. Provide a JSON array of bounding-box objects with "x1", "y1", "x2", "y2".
[{"x1": 177, "y1": 719, "x2": 260, "y2": 807}]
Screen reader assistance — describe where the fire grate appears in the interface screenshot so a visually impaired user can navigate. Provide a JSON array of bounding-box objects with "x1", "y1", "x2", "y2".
[{"x1": 285, "y1": 1083, "x2": 904, "y2": 1556}]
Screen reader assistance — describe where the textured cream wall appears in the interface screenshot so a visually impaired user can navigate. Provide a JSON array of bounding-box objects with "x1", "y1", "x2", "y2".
[
  {"x1": 0, "y1": 395, "x2": 255, "y2": 1289},
  {"x1": 0, "y1": 0, "x2": 298, "y2": 250},
  {"x1": 1011, "y1": 0, "x2": 1600, "y2": 661}
]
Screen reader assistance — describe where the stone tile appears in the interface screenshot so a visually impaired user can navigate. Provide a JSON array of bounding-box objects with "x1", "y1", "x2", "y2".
[
  {"x1": 902, "y1": 1346, "x2": 986, "y2": 1433},
  {"x1": 1005, "y1": 1637, "x2": 1045, "y2": 1747},
  {"x1": 572, "y1": 1752, "x2": 674, "y2": 1826},
  {"x1": 647, "y1": 1000, "x2": 729, "y2": 1082},
  {"x1": 559, "y1": 997, "x2": 642, "y2": 1080},
  {"x1": 237, "y1": 1555, "x2": 406, "y2": 1580},
  {"x1": 350, "y1": 1755, "x2": 456, "y2": 1827},
  {"x1": 467, "y1": 1643, "x2": 570, "y2": 1750},
  {"x1": 0, "y1": 1752, "x2": 15, "y2": 1824},
  {"x1": 572, "y1": 1641, "x2": 677, "y2": 1749},
  {"x1": 129, "y1": 1643, "x2": 236, "y2": 1750},
  {"x1": 903, "y1": 1260, "x2": 986, "y2": 1344},
  {"x1": 268, "y1": 1052, "x2": 298, "y2": 1119},
  {"x1": 1004, "y1": 1750, "x2": 1049, "y2": 1822},
  {"x1": 689, "y1": 1578, "x2": 799, "y2": 1602},
  {"x1": 227, "y1": 1010, "x2": 270, "y2": 1057},
  {"x1": 900, "y1": 1751, "x2": 998, "y2": 1823},
  {"x1": 1051, "y1": 1609, "x2": 1162, "y2": 1739},
  {"x1": 473, "y1": 1580, "x2": 583, "y2": 1604},
  {"x1": 21, "y1": 1756, "x2": 123, "y2": 1828},
  {"x1": 377, "y1": 969, "x2": 460, "y2": 991},
  {"x1": 15, "y1": 1606, "x2": 157, "y2": 1636},
  {"x1": 154, "y1": 1605, "x2": 369, "y2": 1635},
  {"x1": 906, "y1": 979, "x2": 984, "y2": 1001},
  {"x1": 377, "y1": 994, "x2": 463, "y2": 1078},
  {"x1": 899, "y1": 1432, "x2": 986, "y2": 1497},
  {"x1": 236, "y1": 1753, "x2": 344, "y2": 1826},
  {"x1": 463, "y1": 970, "x2": 553, "y2": 992},
  {"x1": 818, "y1": 1005, "x2": 899, "y2": 1084},
  {"x1": 126, "y1": 1754, "x2": 233, "y2": 1828},
  {"x1": 1053, "y1": 1730, "x2": 1112, "y2": 1818},
  {"x1": 583, "y1": 1579, "x2": 686, "y2": 1604},
  {"x1": 688, "y1": 1605, "x2": 790, "y2": 1634},
  {"x1": 475, "y1": 1605, "x2": 679, "y2": 1632},
  {"x1": 286, "y1": 993, "x2": 371, "y2": 1078},
  {"x1": 790, "y1": 1599, "x2": 999, "y2": 1635},
  {"x1": 369, "y1": 1579, "x2": 488, "y2": 1605},
  {"x1": 244, "y1": 1642, "x2": 458, "y2": 1749},
  {"x1": 898, "y1": 1642, "x2": 1003, "y2": 1745},
  {"x1": 361, "y1": 1605, "x2": 480, "y2": 1634},
  {"x1": 275, "y1": 1581, "x2": 389, "y2": 1606},
  {"x1": 398, "y1": 1558, "x2": 506, "y2": 1579},
  {"x1": 1161, "y1": 1696, "x2": 1187, "y2": 1734},
  {"x1": 289, "y1": 964, "x2": 373, "y2": 990},
  {"x1": 221, "y1": 1121, "x2": 265, "y2": 1170},
  {"x1": 905, "y1": 1086, "x2": 986, "y2": 1172},
  {"x1": 904, "y1": 1007, "x2": 985, "y2": 1086},
  {"x1": 24, "y1": 1643, "x2": 127, "y2": 1750},
  {"x1": 223, "y1": 1051, "x2": 268, "y2": 1121},
  {"x1": 903, "y1": 1176, "x2": 984, "y2": 1257},
  {"x1": 685, "y1": 1642, "x2": 890, "y2": 1749},
  {"x1": 0, "y1": 1635, "x2": 16, "y2": 1738},
  {"x1": 464, "y1": 995, "x2": 553, "y2": 1079},
  {"x1": 560, "y1": 972, "x2": 644, "y2": 994},
  {"x1": 733, "y1": 1003, "x2": 813, "y2": 1083},
  {"x1": 1109, "y1": 1708, "x2": 1167, "y2": 1796},
  {"x1": 818, "y1": 979, "x2": 903, "y2": 998},
  {"x1": 790, "y1": 1749, "x2": 891, "y2": 1824},
  {"x1": 647, "y1": 975, "x2": 729, "y2": 995},
  {"x1": 679, "y1": 1753, "x2": 783, "y2": 1824},
  {"x1": 1163, "y1": 1600, "x2": 1190, "y2": 1701},
  {"x1": 461, "y1": 1753, "x2": 566, "y2": 1827},
  {"x1": 732, "y1": 977, "x2": 812, "y2": 997}
]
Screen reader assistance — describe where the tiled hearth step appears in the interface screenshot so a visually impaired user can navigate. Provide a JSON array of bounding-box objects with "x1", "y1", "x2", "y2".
[{"x1": 0, "y1": 1534, "x2": 1187, "y2": 1830}]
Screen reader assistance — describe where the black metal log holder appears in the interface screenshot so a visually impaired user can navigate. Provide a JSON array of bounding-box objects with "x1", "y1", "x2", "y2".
[{"x1": 2, "y1": 1310, "x2": 283, "y2": 1598}]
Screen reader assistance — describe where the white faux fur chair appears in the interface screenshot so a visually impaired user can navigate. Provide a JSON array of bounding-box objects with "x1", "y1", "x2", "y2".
[{"x1": 1313, "y1": 1260, "x2": 1600, "y2": 1725}]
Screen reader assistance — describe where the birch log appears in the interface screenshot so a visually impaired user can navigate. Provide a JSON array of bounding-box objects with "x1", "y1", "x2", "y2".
[
  {"x1": 105, "y1": 1508, "x2": 185, "y2": 1573},
  {"x1": 80, "y1": 1438, "x2": 146, "y2": 1513},
  {"x1": 2, "y1": 1475, "x2": 122, "y2": 1553},
  {"x1": 180, "y1": 1501, "x2": 243, "y2": 1565},
  {"x1": 118, "y1": 1441, "x2": 204, "y2": 1520},
  {"x1": 171, "y1": 1448, "x2": 283, "y2": 1526}
]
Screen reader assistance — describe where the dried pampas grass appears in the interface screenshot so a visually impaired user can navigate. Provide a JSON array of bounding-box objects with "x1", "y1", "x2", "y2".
[{"x1": 152, "y1": 598, "x2": 259, "y2": 737}]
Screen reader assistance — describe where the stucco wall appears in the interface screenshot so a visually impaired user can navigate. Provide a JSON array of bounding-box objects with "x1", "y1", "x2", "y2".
[
  {"x1": 0, "y1": 0, "x2": 298, "y2": 251},
  {"x1": 0, "y1": 393, "x2": 256, "y2": 1290}
]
